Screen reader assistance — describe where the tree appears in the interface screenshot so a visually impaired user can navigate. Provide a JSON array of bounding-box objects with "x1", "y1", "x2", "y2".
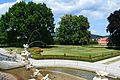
[
  {"x1": 56, "y1": 14, "x2": 90, "y2": 45},
  {"x1": 107, "y1": 9, "x2": 120, "y2": 47},
  {"x1": 0, "y1": 1, "x2": 54, "y2": 46}
]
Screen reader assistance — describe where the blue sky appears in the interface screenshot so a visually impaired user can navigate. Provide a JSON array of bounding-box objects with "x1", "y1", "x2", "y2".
[
  {"x1": 0, "y1": 0, "x2": 15, "y2": 4},
  {"x1": 0, "y1": 0, "x2": 120, "y2": 36}
]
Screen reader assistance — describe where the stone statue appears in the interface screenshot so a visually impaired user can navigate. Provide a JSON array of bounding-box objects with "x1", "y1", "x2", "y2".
[
  {"x1": 21, "y1": 44, "x2": 31, "y2": 60},
  {"x1": 21, "y1": 44, "x2": 50, "y2": 80},
  {"x1": 42, "y1": 74, "x2": 50, "y2": 80},
  {"x1": 93, "y1": 71, "x2": 108, "y2": 80}
]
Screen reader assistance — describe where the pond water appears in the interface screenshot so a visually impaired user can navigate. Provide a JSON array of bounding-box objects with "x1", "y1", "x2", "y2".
[{"x1": 3, "y1": 67, "x2": 119, "y2": 80}]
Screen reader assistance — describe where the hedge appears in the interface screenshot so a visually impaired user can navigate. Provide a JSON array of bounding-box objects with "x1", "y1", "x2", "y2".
[{"x1": 31, "y1": 52, "x2": 120, "y2": 62}]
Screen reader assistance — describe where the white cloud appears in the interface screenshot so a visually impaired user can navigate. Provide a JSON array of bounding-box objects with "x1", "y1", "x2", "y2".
[
  {"x1": 32, "y1": 0, "x2": 120, "y2": 21},
  {"x1": 33, "y1": 0, "x2": 74, "y2": 14},
  {"x1": 31, "y1": 0, "x2": 120, "y2": 36},
  {"x1": 0, "y1": 0, "x2": 24, "y2": 17},
  {"x1": 90, "y1": 30, "x2": 96, "y2": 34},
  {"x1": 102, "y1": 0, "x2": 120, "y2": 11},
  {"x1": 33, "y1": 0, "x2": 103, "y2": 15},
  {"x1": 0, "y1": 2, "x2": 15, "y2": 15},
  {"x1": 80, "y1": 10, "x2": 105, "y2": 20},
  {"x1": 1, "y1": 0, "x2": 120, "y2": 21}
]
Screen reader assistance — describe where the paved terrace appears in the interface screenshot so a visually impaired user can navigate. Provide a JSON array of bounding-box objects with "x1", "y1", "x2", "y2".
[{"x1": 29, "y1": 57, "x2": 120, "y2": 78}]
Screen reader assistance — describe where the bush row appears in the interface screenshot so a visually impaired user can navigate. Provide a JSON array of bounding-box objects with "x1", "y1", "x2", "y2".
[{"x1": 31, "y1": 52, "x2": 120, "y2": 62}]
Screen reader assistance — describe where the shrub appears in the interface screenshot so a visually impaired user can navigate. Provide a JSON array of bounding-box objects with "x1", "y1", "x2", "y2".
[
  {"x1": 31, "y1": 52, "x2": 120, "y2": 62},
  {"x1": 89, "y1": 40, "x2": 98, "y2": 45},
  {"x1": 30, "y1": 47, "x2": 43, "y2": 54}
]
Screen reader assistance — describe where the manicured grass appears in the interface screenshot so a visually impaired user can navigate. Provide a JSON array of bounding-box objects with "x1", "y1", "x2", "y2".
[
  {"x1": 4, "y1": 47, "x2": 24, "y2": 54},
  {"x1": 3, "y1": 45, "x2": 120, "y2": 62},
  {"x1": 29, "y1": 45, "x2": 120, "y2": 62},
  {"x1": 41, "y1": 45, "x2": 120, "y2": 57}
]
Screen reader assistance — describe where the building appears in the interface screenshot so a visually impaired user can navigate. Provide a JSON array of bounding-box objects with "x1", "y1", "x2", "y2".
[{"x1": 97, "y1": 37, "x2": 109, "y2": 45}]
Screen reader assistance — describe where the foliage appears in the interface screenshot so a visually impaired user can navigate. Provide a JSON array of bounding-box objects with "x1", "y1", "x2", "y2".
[
  {"x1": 31, "y1": 45, "x2": 120, "y2": 62},
  {"x1": 31, "y1": 52, "x2": 120, "y2": 62},
  {"x1": 89, "y1": 39, "x2": 98, "y2": 45},
  {"x1": 107, "y1": 9, "x2": 120, "y2": 47},
  {"x1": 30, "y1": 47, "x2": 43, "y2": 54},
  {"x1": 56, "y1": 14, "x2": 90, "y2": 45},
  {"x1": 40, "y1": 45, "x2": 120, "y2": 57},
  {"x1": 4, "y1": 45, "x2": 120, "y2": 62},
  {"x1": 0, "y1": 1, "x2": 54, "y2": 46}
]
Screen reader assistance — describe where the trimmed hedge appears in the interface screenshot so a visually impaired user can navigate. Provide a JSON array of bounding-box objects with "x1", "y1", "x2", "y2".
[
  {"x1": 29, "y1": 47, "x2": 43, "y2": 54},
  {"x1": 31, "y1": 52, "x2": 120, "y2": 62}
]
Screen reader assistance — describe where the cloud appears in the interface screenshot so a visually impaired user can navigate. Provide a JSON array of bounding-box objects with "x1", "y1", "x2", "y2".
[
  {"x1": 33, "y1": 0, "x2": 120, "y2": 19},
  {"x1": 90, "y1": 30, "x2": 96, "y2": 34},
  {"x1": 1, "y1": 0, "x2": 120, "y2": 21},
  {"x1": 0, "y1": 0, "x2": 25, "y2": 17},
  {"x1": 31, "y1": 0, "x2": 120, "y2": 27},
  {"x1": 80, "y1": 10, "x2": 105, "y2": 20},
  {"x1": 1, "y1": 0, "x2": 120, "y2": 35},
  {"x1": 33, "y1": 0, "x2": 103, "y2": 14},
  {"x1": 31, "y1": 0, "x2": 120, "y2": 36},
  {"x1": 0, "y1": 2, "x2": 15, "y2": 16}
]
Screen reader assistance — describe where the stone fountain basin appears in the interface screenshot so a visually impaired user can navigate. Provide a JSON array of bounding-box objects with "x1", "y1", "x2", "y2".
[
  {"x1": 3, "y1": 67, "x2": 118, "y2": 80},
  {"x1": 3, "y1": 67, "x2": 95, "y2": 80}
]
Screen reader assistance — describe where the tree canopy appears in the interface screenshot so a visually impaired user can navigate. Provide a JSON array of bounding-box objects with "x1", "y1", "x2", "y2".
[
  {"x1": 107, "y1": 9, "x2": 120, "y2": 47},
  {"x1": 0, "y1": 1, "x2": 54, "y2": 46},
  {"x1": 56, "y1": 14, "x2": 90, "y2": 45}
]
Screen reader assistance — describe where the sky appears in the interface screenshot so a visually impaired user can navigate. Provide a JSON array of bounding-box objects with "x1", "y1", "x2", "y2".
[{"x1": 0, "y1": 0, "x2": 120, "y2": 36}]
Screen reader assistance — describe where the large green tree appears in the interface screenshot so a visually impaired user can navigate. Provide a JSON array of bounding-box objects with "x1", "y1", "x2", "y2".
[
  {"x1": 56, "y1": 14, "x2": 90, "y2": 45},
  {"x1": 0, "y1": 1, "x2": 54, "y2": 46},
  {"x1": 107, "y1": 9, "x2": 120, "y2": 47}
]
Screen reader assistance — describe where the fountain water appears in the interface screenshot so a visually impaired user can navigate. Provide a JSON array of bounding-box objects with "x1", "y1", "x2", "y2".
[
  {"x1": 21, "y1": 43, "x2": 50, "y2": 80},
  {"x1": 20, "y1": 29, "x2": 50, "y2": 80}
]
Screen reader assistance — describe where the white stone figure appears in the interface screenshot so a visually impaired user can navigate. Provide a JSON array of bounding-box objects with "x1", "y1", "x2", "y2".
[
  {"x1": 42, "y1": 74, "x2": 49, "y2": 80},
  {"x1": 21, "y1": 43, "x2": 51, "y2": 80},
  {"x1": 25, "y1": 63, "x2": 33, "y2": 69},
  {"x1": 93, "y1": 71, "x2": 108, "y2": 80},
  {"x1": 21, "y1": 44, "x2": 31, "y2": 59},
  {"x1": 33, "y1": 69, "x2": 41, "y2": 78},
  {"x1": 21, "y1": 50, "x2": 30, "y2": 58},
  {"x1": 23, "y1": 44, "x2": 29, "y2": 51},
  {"x1": 96, "y1": 71, "x2": 108, "y2": 76}
]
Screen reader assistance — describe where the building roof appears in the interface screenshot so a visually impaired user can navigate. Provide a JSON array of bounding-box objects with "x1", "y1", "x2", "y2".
[{"x1": 97, "y1": 37, "x2": 109, "y2": 44}]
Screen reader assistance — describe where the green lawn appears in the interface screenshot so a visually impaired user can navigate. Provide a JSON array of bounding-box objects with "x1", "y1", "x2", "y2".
[
  {"x1": 41, "y1": 45, "x2": 120, "y2": 57},
  {"x1": 3, "y1": 45, "x2": 120, "y2": 62}
]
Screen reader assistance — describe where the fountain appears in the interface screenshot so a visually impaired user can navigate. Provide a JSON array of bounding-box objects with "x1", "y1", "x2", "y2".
[
  {"x1": 1, "y1": 29, "x2": 117, "y2": 80},
  {"x1": 20, "y1": 29, "x2": 50, "y2": 80},
  {"x1": 20, "y1": 43, "x2": 50, "y2": 80},
  {"x1": 20, "y1": 29, "x2": 113, "y2": 80}
]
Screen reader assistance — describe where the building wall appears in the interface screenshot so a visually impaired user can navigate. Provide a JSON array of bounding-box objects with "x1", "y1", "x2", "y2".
[{"x1": 97, "y1": 37, "x2": 109, "y2": 45}]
